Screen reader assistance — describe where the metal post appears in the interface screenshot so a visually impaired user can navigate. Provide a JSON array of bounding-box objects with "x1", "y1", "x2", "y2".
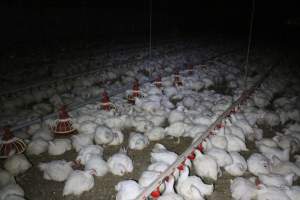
[
  {"x1": 244, "y1": 0, "x2": 255, "y2": 89},
  {"x1": 149, "y1": 0, "x2": 152, "y2": 59}
]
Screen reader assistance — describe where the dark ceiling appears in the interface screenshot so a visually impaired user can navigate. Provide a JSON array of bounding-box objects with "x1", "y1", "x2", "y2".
[{"x1": 0, "y1": 0, "x2": 299, "y2": 50}]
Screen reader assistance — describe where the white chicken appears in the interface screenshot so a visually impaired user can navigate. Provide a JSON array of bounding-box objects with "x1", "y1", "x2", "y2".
[
  {"x1": 257, "y1": 143, "x2": 290, "y2": 161},
  {"x1": 107, "y1": 147, "x2": 133, "y2": 176},
  {"x1": 76, "y1": 145, "x2": 104, "y2": 165},
  {"x1": 26, "y1": 123, "x2": 41, "y2": 135},
  {"x1": 131, "y1": 116, "x2": 154, "y2": 133},
  {"x1": 63, "y1": 170, "x2": 95, "y2": 196},
  {"x1": 193, "y1": 149, "x2": 219, "y2": 181},
  {"x1": 158, "y1": 175, "x2": 184, "y2": 200},
  {"x1": 146, "y1": 112, "x2": 167, "y2": 127},
  {"x1": 71, "y1": 134, "x2": 93, "y2": 152},
  {"x1": 255, "y1": 138, "x2": 278, "y2": 148},
  {"x1": 128, "y1": 132, "x2": 149, "y2": 150},
  {"x1": 26, "y1": 138, "x2": 48, "y2": 155},
  {"x1": 161, "y1": 96, "x2": 175, "y2": 109},
  {"x1": 258, "y1": 173, "x2": 294, "y2": 187},
  {"x1": 115, "y1": 180, "x2": 143, "y2": 200},
  {"x1": 227, "y1": 124, "x2": 246, "y2": 142},
  {"x1": 0, "y1": 169, "x2": 15, "y2": 188},
  {"x1": 138, "y1": 170, "x2": 161, "y2": 187},
  {"x1": 295, "y1": 155, "x2": 300, "y2": 168},
  {"x1": 247, "y1": 153, "x2": 271, "y2": 176},
  {"x1": 270, "y1": 156, "x2": 300, "y2": 177},
  {"x1": 4, "y1": 154, "x2": 32, "y2": 176},
  {"x1": 225, "y1": 133, "x2": 248, "y2": 152},
  {"x1": 253, "y1": 91, "x2": 271, "y2": 108},
  {"x1": 38, "y1": 160, "x2": 73, "y2": 182},
  {"x1": 145, "y1": 127, "x2": 165, "y2": 141},
  {"x1": 224, "y1": 151, "x2": 247, "y2": 176},
  {"x1": 209, "y1": 131, "x2": 228, "y2": 150},
  {"x1": 48, "y1": 138, "x2": 72, "y2": 156},
  {"x1": 284, "y1": 186, "x2": 300, "y2": 200},
  {"x1": 176, "y1": 166, "x2": 213, "y2": 200},
  {"x1": 273, "y1": 134, "x2": 300, "y2": 154},
  {"x1": 182, "y1": 96, "x2": 196, "y2": 109},
  {"x1": 78, "y1": 121, "x2": 98, "y2": 136},
  {"x1": 0, "y1": 184, "x2": 24, "y2": 200},
  {"x1": 164, "y1": 122, "x2": 186, "y2": 142},
  {"x1": 76, "y1": 115, "x2": 96, "y2": 124},
  {"x1": 104, "y1": 115, "x2": 128, "y2": 130},
  {"x1": 94, "y1": 126, "x2": 114, "y2": 145},
  {"x1": 256, "y1": 184, "x2": 291, "y2": 200},
  {"x1": 108, "y1": 129, "x2": 124, "y2": 146},
  {"x1": 168, "y1": 109, "x2": 185, "y2": 124},
  {"x1": 184, "y1": 124, "x2": 208, "y2": 138},
  {"x1": 230, "y1": 177, "x2": 257, "y2": 200},
  {"x1": 150, "y1": 144, "x2": 192, "y2": 167},
  {"x1": 31, "y1": 127, "x2": 54, "y2": 141},
  {"x1": 261, "y1": 111, "x2": 281, "y2": 127},
  {"x1": 84, "y1": 155, "x2": 109, "y2": 177},
  {"x1": 206, "y1": 147, "x2": 233, "y2": 167},
  {"x1": 147, "y1": 162, "x2": 169, "y2": 173},
  {"x1": 135, "y1": 97, "x2": 161, "y2": 113},
  {"x1": 163, "y1": 86, "x2": 178, "y2": 98}
]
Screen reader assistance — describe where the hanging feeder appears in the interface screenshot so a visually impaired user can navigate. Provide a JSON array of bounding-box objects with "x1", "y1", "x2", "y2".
[
  {"x1": 0, "y1": 127, "x2": 26, "y2": 158},
  {"x1": 173, "y1": 70, "x2": 183, "y2": 87},
  {"x1": 187, "y1": 64, "x2": 194, "y2": 75},
  {"x1": 200, "y1": 64, "x2": 207, "y2": 70},
  {"x1": 51, "y1": 105, "x2": 77, "y2": 136},
  {"x1": 153, "y1": 76, "x2": 162, "y2": 88},
  {"x1": 100, "y1": 91, "x2": 112, "y2": 111},
  {"x1": 128, "y1": 79, "x2": 141, "y2": 104}
]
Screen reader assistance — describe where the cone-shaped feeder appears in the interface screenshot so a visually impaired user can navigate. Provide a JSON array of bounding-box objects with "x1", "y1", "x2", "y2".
[
  {"x1": 154, "y1": 75, "x2": 162, "y2": 88},
  {"x1": 100, "y1": 91, "x2": 111, "y2": 111},
  {"x1": 0, "y1": 127, "x2": 26, "y2": 158},
  {"x1": 128, "y1": 79, "x2": 140, "y2": 104},
  {"x1": 187, "y1": 64, "x2": 194, "y2": 75},
  {"x1": 51, "y1": 105, "x2": 76, "y2": 136},
  {"x1": 173, "y1": 70, "x2": 183, "y2": 87}
]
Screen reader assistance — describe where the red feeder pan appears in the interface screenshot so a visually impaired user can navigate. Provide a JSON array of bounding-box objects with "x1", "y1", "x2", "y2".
[
  {"x1": 0, "y1": 127, "x2": 26, "y2": 158},
  {"x1": 150, "y1": 186, "x2": 161, "y2": 198},
  {"x1": 187, "y1": 150, "x2": 196, "y2": 160},
  {"x1": 173, "y1": 71, "x2": 183, "y2": 87},
  {"x1": 51, "y1": 106, "x2": 76, "y2": 136},
  {"x1": 154, "y1": 76, "x2": 162, "y2": 88},
  {"x1": 177, "y1": 160, "x2": 186, "y2": 171},
  {"x1": 100, "y1": 91, "x2": 111, "y2": 111},
  {"x1": 216, "y1": 123, "x2": 224, "y2": 129}
]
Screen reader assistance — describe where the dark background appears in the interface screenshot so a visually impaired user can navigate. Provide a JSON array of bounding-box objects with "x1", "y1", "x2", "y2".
[{"x1": 0, "y1": 0, "x2": 299, "y2": 53}]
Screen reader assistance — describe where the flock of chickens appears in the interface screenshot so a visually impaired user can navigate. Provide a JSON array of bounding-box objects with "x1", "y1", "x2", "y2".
[
  {"x1": 0, "y1": 41, "x2": 198, "y2": 127},
  {"x1": 1, "y1": 41, "x2": 300, "y2": 200}
]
